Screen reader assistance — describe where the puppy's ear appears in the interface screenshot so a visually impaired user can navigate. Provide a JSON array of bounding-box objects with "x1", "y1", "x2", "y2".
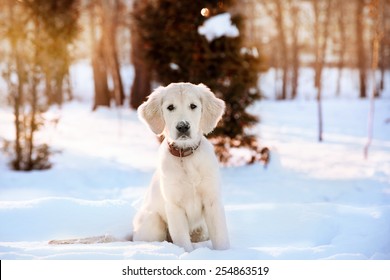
[
  {"x1": 138, "y1": 86, "x2": 165, "y2": 135},
  {"x1": 197, "y1": 83, "x2": 225, "y2": 135}
]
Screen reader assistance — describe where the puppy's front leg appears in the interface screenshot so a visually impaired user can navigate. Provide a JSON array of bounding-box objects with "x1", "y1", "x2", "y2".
[
  {"x1": 165, "y1": 203, "x2": 193, "y2": 252},
  {"x1": 204, "y1": 198, "x2": 230, "y2": 250}
]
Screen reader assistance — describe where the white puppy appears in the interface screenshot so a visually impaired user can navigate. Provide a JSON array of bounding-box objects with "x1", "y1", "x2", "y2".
[{"x1": 133, "y1": 82, "x2": 230, "y2": 252}]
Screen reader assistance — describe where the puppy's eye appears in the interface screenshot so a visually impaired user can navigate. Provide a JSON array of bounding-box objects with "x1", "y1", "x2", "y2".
[
  {"x1": 190, "y1": 104, "x2": 197, "y2": 110},
  {"x1": 167, "y1": 104, "x2": 175, "y2": 111}
]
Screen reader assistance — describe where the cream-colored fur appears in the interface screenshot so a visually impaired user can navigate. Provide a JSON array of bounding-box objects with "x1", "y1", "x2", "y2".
[{"x1": 133, "y1": 82, "x2": 230, "y2": 252}]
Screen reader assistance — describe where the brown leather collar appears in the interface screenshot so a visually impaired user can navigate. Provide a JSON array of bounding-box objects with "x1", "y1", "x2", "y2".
[{"x1": 168, "y1": 141, "x2": 201, "y2": 158}]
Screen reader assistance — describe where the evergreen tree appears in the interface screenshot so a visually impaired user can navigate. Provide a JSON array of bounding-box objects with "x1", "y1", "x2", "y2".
[{"x1": 132, "y1": 0, "x2": 267, "y2": 164}]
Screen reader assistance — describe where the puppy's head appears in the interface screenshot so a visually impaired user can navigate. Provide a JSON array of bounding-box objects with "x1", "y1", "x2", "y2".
[{"x1": 138, "y1": 83, "x2": 225, "y2": 148}]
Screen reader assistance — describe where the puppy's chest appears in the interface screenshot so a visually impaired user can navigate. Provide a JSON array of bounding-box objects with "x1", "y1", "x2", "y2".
[
  {"x1": 174, "y1": 161, "x2": 205, "y2": 218},
  {"x1": 163, "y1": 157, "x2": 205, "y2": 194},
  {"x1": 176, "y1": 159, "x2": 203, "y2": 187}
]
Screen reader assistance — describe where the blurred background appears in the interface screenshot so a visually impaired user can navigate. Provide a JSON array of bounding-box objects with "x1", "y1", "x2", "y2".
[{"x1": 0, "y1": 0, "x2": 389, "y2": 170}]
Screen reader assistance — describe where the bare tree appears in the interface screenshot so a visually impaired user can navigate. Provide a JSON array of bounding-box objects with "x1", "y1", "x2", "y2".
[
  {"x1": 335, "y1": 1, "x2": 347, "y2": 96},
  {"x1": 378, "y1": 0, "x2": 390, "y2": 95},
  {"x1": 313, "y1": 0, "x2": 332, "y2": 142},
  {"x1": 262, "y1": 0, "x2": 289, "y2": 100},
  {"x1": 100, "y1": 0, "x2": 125, "y2": 106},
  {"x1": 261, "y1": 0, "x2": 302, "y2": 100},
  {"x1": 275, "y1": 0, "x2": 289, "y2": 100},
  {"x1": 364, "y1": 0, "x2": 384, "y2": 159},
  {"x1": 6, "y1": 0, "x2": 25, "y2": 170},
  {"x1": 89, "y1": 0, "x2": 125, "y2": 110},
  {"x1": 356, "y1": 0, "x2": 368, "y2": 98},
  {"x1": 1, "y1": 0, "x2": 79, "y2": 170},
  {"x1": 290, "y1": 0, "x2": 300, "y2": 99},
  {"x1": 89, "y1": 2, "x2": 110, "y2": 110}
]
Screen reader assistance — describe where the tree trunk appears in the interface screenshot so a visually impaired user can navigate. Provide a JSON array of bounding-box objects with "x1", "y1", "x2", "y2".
[
  {"x1": 379, "y1": 60, "x2": 384, "y2": 94},
  {"x1": 129, "y1": 17, "x2": 151, "y2": 108},
  {"x1": 290, "y1": 3, "x2": 300, "y2": 99},
  {"x1": 336, "y1": 1, "x2": 347, "y2": 96},
  {"x1": 12, "y1": 61, "x2": 23, "y2": 170},
  {"x1": 101, "y1": 0, "x2": 125, "y2": 107},
  {"x1": 130, "y1": 60, "x2": 151, "y2": 109},
  {"x1": 314, "y1": 0, "x2": 323, "y2": 141},
  {"x1": 92, "y1": 39, "x2": 111, "y2": 110},
  {"x1": 63, "y1": 69, "x2": 73, "y2": 102},
  {"x1": 313, "y1": 0, "x2": 332, "y2": 142},
  {"x1": 364, "y1": 0, "x2": 382, "y2": 159},
  {"x1": 378, "y1": 3, "x2": 386, "y2": 96},
  {"x1": 8, "y1": 1, "x2": 23, "y2": 170},
  {"x1": 275, "y1": 0, "x2": 289, "y2": 100},
  {"x1": 45, "y1": 70, "x2": 64, "y2": 106},
  {"x1": 27, "y1": 71, "x2": 38, "y2": 171},
  {"x1": 54, "y1": 74, "x2": 64, "y2": 106},
  {"x1": 356, "y1": 0, "x2": 367, "y2": 98},
  {"x1": 89, "y1": 4, "x2": 110, "y2": 110},
  {"x1": 317, "y1": 86, "x2": 323, "y2": 142}
]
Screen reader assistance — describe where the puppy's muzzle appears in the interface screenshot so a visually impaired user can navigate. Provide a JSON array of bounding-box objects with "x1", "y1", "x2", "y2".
[{"x1": 176, "y1": 121, "x2": 190, "y2": 137}]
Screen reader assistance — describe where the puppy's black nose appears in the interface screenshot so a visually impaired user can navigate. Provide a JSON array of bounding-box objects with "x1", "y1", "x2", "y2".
[{"x1": 176, "y1": 121, "x2": 190, "y2": 133}]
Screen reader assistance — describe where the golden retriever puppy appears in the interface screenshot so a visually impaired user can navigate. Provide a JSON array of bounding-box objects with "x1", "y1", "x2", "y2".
[{"x1": 133, "y1": 82, "x2": 230, "y2": 252}]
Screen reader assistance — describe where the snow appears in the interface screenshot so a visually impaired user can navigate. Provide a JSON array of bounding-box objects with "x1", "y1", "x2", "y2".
[
  {"x1": 0, "y1": 63, "x2": 390, "y2": 260},
  {"x1": 169, "y1": 63, "x2": 180, "y2": 71},
  {"x1": 241, "y1": 47, "x2": 260, "y2": 58},
  {"x1": 259, "y1": 67, "x2": 390, "y2": 100},
  {"x1": 198, "y1": 13, "x2": 239, "y2": 42}
]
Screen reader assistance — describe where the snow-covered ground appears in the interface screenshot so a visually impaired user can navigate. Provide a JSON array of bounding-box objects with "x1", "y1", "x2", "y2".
[{"x1": 0, "y1": 64, "x2": 390, "y2": 260}]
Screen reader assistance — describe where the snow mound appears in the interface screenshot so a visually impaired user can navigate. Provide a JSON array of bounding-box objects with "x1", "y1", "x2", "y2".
[{"x1": 198, "y1": 13, "x2": 239, "y2": 42}]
